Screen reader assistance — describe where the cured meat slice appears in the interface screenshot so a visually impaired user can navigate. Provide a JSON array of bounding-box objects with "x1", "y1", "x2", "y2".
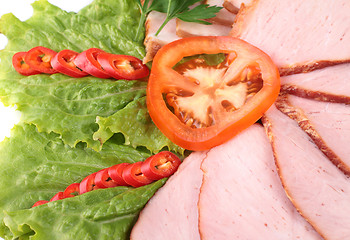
[
  {"x1": 231, "y1": 0, "x2": 350, "y2": 75},
  {"x1": 223, "y1": 0, "x2": 253, "y2": 14},
  {"x1": 130, "y1": 151, "x2": 207, "y2": 240},
  {"x1": 143, "y1": 11, "x2": 179, "y2": 63},
  {"x1": 176, "y1": 19, "x2": 232, "y2": 38},
  {"x1": 204, "y1": 0, "x2": 236, "y2": 26},
  {"x1": 198, "y1": 124, "x2": 322, "y2": 240},
  {"x1": 281, "y1": 63, "x2": 350, "y2": 103},
  {"x1": 276, "y1": 94, "x2": 350, "y2": 175},
  {"x1": 263, "y1": 106, "x2": 350, "y2": 240}
]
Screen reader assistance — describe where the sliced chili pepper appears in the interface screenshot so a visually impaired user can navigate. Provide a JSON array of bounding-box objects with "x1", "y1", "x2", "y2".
[
  {"x1": 122, "y1": 162, "x2": 153, "y2": 188},
  {"x1": 79, "y1": 172, "x2": 99, "y2": 194},
  {"x1": 141, "y1": 151, "x2": 181, "y2": 181},
  {"x1": 25, "y1": 46, "x2": 58, "y2": 74},
  {"x1": 94, "y1": 168, "x2": 118, "y2": 189},
  {"x1": 97, "y1": 52, "x2": 149, "y2": 80},
  {"x1": 32, "y1": 200, "x2": 49, "y2": 207},
  {"x1": 12, "y1": 52, "x2": 41, "y2": 76},
  {"x1": 107, "y1": 163, "x2": 130, "y2": 186},
  {"x1": 51, "y1": 49, "x2": 88, "y2": 78},
  {"x1": 50, "y1": 191, "x2": 65, "y2": 201},
  {"x1": 74, "y1": 48, "x2": 111, "y2": 78},
  {"x1": 63, "y1": 182, "x2": 80, "y2": 198}
]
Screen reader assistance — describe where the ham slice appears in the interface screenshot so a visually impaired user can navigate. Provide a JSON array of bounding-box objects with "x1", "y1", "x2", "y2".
[
  {"x1": 223, "y1": 0, "x2": 253, "y2": 14},
  {"x1": 176, "y1": 19, "x2": 232, "y2": 38},
  {"x1": 231, "y1": 0, "x2": 350, "y2": 75},
  {"x1": 198, "y1": 124, "x2": 322, "y2": 240},
  {"x1": 204, "y1": 0, "x2": 236, "y2": 26},
  {"x1": 276, "y1": 94, "x2": 350, "y2": 175},
  {"x1": 281, "y1": 63, "x2": 350, "y2": 103},
  {"x1": 263, "y1": 106, "x2": 350, "y2": 240},
  {"x1": 130, "y1": 151, "x2": 207, "y2": 240}
]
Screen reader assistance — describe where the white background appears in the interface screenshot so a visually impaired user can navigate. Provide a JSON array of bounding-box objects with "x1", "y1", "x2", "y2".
[{"x1": 0, "y1": 0, "x2": 93, "y2": 142}]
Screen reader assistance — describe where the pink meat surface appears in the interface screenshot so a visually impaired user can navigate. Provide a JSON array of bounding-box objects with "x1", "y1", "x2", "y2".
[
  {"x1": 130, "y1": 151, "x2": 207, "y2": 240},
  {"x1": 231, "y1": 0, "x2": 350, "y2": 75},
  {"x1": 198, "y1": 124, "x2": 322, "y2": 240},
  {"x1": 264, "y1": 106, "x2": 350, "y2": 240},
  {"x1": 205, "y1": 0, "x2": 236, "y2": 26}
]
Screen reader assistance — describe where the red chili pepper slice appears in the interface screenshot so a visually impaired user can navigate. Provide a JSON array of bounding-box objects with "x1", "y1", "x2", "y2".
[
  {"x1": 122, "y1": 162, "x2": 153, "y2": 188},
  {"x1": 79, "y1": 172, "x2": 99, "y2": 194},
  {"x1": 141, "y1": 151, "x2": 182, "y2": 180},
  {"x1": 32, "y1": 200, "x2": 49, "y2": 207},
  {"x1": 107, "y1": 163, "x2": 130, "y2": 186},
  {"x1": 94, "y1": 168, "x2": 118, "y2": 189},
  {"x1": 74, "y1": 48, "x2": 111, "y2": 78},
  {"x1": 63, "y1": 182, "x2": 80, "y2": 198},
  {"x1": 12, "y1": 52, "x2": 41, "y2": 76},
  {"x1": 97, "y1": 52, "x2": 149, "y2": 80},
  {"x1": 51, "y1": 49, "x2": 88, "y2": 78},
  {"x1": 25, "y1": 46, "x2": 58, "y2": 74},
  {"x1": 50, "y1": 191, "x2": 65, "y2": 202}
]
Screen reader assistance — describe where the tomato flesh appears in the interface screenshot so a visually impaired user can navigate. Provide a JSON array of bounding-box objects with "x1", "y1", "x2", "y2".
[
  {"x1": 122, "y1": 162, "x2": 153, "y2": 188},
  {"x1": 147, "y1": 36, "x2": 280, "y2": 151},
  {"x1": 51, "y1": 49, "x2": 88, "y2": 78},
  {"x1": 12, "y1": 52, "x2": 41, "y2": 76},
  {"x1": 74, "y1": 48, "x2": 111, "y2": 78},
  {"x1": 107, "y1": 163, "x2": 130, "y2": 186},
  {"x1": 25, "y1": 46, "x2": 58, "y2": 74},
  {"x1": 97, "y1": 52, "x2": 149, "y2": 80},
  {"x1": 141, "y1": 151, "x2": 181, "y2": 180}
]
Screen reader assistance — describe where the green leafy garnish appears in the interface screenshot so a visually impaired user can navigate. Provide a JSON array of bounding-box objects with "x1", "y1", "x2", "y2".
[{"x1": 135, "y1": 0, "x2": 222, "y2": 41}]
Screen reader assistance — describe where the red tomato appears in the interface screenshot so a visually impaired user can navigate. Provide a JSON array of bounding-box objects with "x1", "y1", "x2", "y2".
[
  {"x1": 32, "y1": 200, "x2": 49, "y2": 207},
  {"x1": 12, "y1": 52, "x2": 41, "y2": 76},
  {"x1": 74, "y1": 48, "x2": 111, "y2": 78},
  {"x1": 63, "y1": 182, "x2": 80, "y2": 198},
  {"x1": 122, "y1": 162, "x2": 153, "y2": 188},
  {"x1": 79, "y1": 172, "x2": 98, "y2": 194},
  {"x1": 25, "y1": 46, "x2": 58, "y2": 74},
  {"x1": 94, "y1": 168, "x2": 118, "y2": 189},
  {"x1": 50, "y1": 191, "x2": 65, "y2": 201},
  {"x1": 141, "y1": 151, "x2": 181, "y2": 180},
  {"x1": 51, "y1": 49, "x2": 89, "y2": 78},
  {"x1": 97, "y1": 52, "x2": 149, "y2": 80},
  {"x1": 147, "y1": 36, "x2": 280, "y2": 151},
  {"x1": 107, "y1": 163, "x2": 130, "y2": 186}
]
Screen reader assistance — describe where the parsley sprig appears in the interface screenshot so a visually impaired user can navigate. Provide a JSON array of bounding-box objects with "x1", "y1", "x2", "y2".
[{"x1": 135, "y1": 0, "x2": 222, "y2": 42}]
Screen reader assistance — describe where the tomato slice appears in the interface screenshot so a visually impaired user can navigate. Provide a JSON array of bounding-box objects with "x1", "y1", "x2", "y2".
[
  {"x1": 32, "y1": 200, "x2": 49, "y2": 207},
  {"x1": 94, "y1": 168, "x2": 119, "y2": 188},
  {"x1": 74, "y1": 48, "x2": 111, "y2": 78},
  {"x1": 97, "y1": 52, "x2": 149, "y2": 80},
  {"x1": 51, "y1": 49, "x2": 88, "y2": 78},
  {"x1": 79, "y1": 172, "x2": 99, "y2": 194},
  {"x1": 63, "y1": 182, "x2": 80, "y2": 198},
  {"x1": 147, "y1": 36, "x2": 280, "y2": 151},
  {"x1": 122, "y1": 162, "x2": 153, "y2": 188},
  {"x1": 141, "y1": 151, "x2": 181, "y2": 180},
  {"x1": 25, "y1": 46, "x2": 58, "y2": 74},
  {"x1": 107, "y1": 163, "x2": 130, "y2": 186},
  {"x1": 50, "y1": 191, "x2": 65, "y2": 201},
  {"x1": 12, "y1": 52, "x2": 41, "y2": 76}
]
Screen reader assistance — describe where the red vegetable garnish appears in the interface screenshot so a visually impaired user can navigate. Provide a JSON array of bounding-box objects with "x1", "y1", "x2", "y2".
[
  {"x1": 94, "y1": 168, "x2": 118, "y2": 189},
  {"x1": 25, "y1": 46, "x2": 58, "y2": 74},
  {"x1": 63, "y1": 182, "x2": 80, "y2": 198},
  {"x1": 51, "y1": 49, "x2": 88, "y2": 78},
  {"x1": 32, "y1": 200, "x2": 49, "y2": 207},
  {"x1": 141, "y1": 151, "x2": 181, "y2": 180},
  {"x1": 12, "y1": 52, "x2": 41, "y2": 76},
  {"x1": 74, "y1": 48, "x2": 111, "y2": 78},
  {"x1": 50, "y1": 191, "x2": 65, "y2": 201},
  {"x1": 107, "y1": 162, "x2": 130, "y2": 186},
  {"x1": 122, "y1": 161, "x2": 153, "y2": 188},
  {"x1": 97, "y1": 52, "x2": 149, "y2": 80},
  {"x1": 79, "y1": 172, "x2": 99, "y2": 194}
]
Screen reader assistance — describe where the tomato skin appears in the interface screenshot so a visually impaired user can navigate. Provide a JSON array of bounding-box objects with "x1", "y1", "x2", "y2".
[
  {"x1": 50, "y1": 192, "x2": 65, "y2": 201},
  {"x1": 141, "y1": 151, "x2": 181, "y2": 180},
  {"x1": 97, "y1": 52, "x2": 149, "y2": 80},
  {"x1": 12, "y1": 52, "x2": 41, "y2": 76},
  {"x1": 79, "y1": 172, "x2": 99, "y2": 194},
  {"x1": 94, "y1": 168, "x2": 119, "y2": 188},
  {"x1": 51, "y1": 49, "x2": 88, "y2": 78},
  {"x1": 122, "y1": 162, "x2": 153, "y2": 188},
  {"x1": 147, "y1": 36, "x2": 280, "y2": 151},
  {"x1": 25, "y1": 46, "x2": 58, "y2": 74},
  {"x1": 63, "y1": 182, "x2": 80, "y2": 198},
  {"x1": 32, "y1": 200, "x2": 49, "y2": 207},
  {"x1": 74, "y1": 48, "x2": 111, "y2": 78},
  {"x1": 107, "y1": 163, "x2": 130, "y2": 186}
]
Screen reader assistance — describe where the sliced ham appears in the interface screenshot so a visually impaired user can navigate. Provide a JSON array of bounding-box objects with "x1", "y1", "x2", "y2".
[
  {"x1": 130, "y1": 151, "x2": 207, "y2": 240},
  {"x1": 198, "y1": 124, "x2": 322, "y2": 240},
  {"x1": 263, "y1": 106, "x2": 350, "y2": 240},
  {"x1": 231, "y1": 0, "x2": 350, "y2": 75},
  {"x1": 276, "y1": 94, "x2": 350, "y2": 175},
  {"x1": 204, "y1": 0, "x2": 236, "y2": 26},
  {"x1": 176, "y1": 19, "x2": 232, "y2": 38},
  {"x1": 143, "y1": 11, "x2": 179, "y2": 63},
  {"x1": 223, "y1": 0, "x2": 253, "y2": 14},
  {"x1": 281, "y1": 63, "x2": 350, "y2": 103}
]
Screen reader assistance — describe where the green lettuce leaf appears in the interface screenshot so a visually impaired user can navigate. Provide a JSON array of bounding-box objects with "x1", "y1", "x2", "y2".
[{"x1": 0, "y1": 123, "x2": 164, "y2": 239}]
